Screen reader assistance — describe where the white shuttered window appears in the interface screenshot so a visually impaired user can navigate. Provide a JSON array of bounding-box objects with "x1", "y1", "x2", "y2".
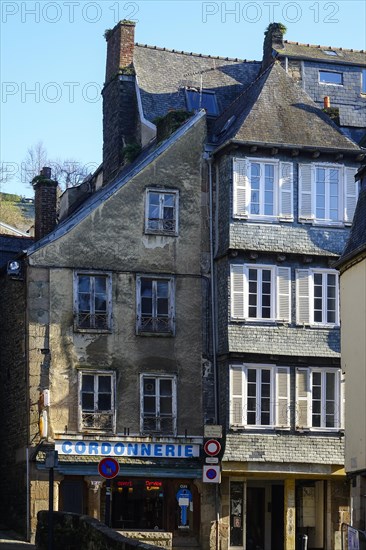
[
  {"x1": 230, "y1": 365, "x2": 290, "y2": 428},
  {"x1": 233, "y1": 158, "x2": 293, "y2": 221},
  {"x1": 295, "y1": 269, "x2": 339, "y2": 326},
  {"x1": 296, "y1": 368, "x2": 342, "y2": 430},
  {"x1": 298, "y1": 163, "x2": 358, "y2": 224},
  {"x1": 230, "y1": 264, "x2": 291, "y2": 322}
]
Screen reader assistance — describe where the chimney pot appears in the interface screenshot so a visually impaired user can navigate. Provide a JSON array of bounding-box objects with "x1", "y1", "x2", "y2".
[
  {"x1": 324, "y1": 96, "x2": 331, "y2": 109},
  {"x1": 40, "y1": 166, "x2": 52, "y2": 179}
]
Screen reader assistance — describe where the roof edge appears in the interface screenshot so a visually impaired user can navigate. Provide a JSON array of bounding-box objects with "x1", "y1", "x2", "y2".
[{"x1": 27, "y1": 110, "x2": 206, "y2": 256}]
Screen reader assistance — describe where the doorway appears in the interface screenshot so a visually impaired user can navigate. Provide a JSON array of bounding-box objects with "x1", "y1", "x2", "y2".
[{"x1": 246, "y1": 487, "x2": 265, "y2": 550}]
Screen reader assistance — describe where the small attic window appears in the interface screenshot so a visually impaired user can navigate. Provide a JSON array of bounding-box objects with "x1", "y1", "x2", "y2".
[
  {"x1": 323, "y1": 50, "x2": 338, "y2": 56},
  {"x1": 185, "y1": 88, "x2": 218, "y2": 116},
  {"x1": 319, "y1": 70, "x2": 343, "y2": 85}
]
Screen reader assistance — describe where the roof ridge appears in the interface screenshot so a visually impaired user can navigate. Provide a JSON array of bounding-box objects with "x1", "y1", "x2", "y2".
[
  {"x1": 284, "y1": 40, "x2": 365, "y2": 54},
  {"x1": 135, "y1": 42, "x2": 260, "y2": 63}
]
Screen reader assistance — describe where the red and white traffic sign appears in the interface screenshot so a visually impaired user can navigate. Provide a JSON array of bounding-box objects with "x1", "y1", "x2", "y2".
[
  {"x1": 203, "y1": 465, "x2": 221, "y2": 483},
  {"x1": 203, "y1": 439, "x2": 221, "y2": 457},
  {"x1": 98, "y1": 457, "x2": 120, "y2": 479}
]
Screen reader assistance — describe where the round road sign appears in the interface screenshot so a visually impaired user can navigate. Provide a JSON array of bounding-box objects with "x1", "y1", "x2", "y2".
[
  {"x1": 206, "y1": 468, "x2": 218, "y2": 480},
  {"x1": 204, "y1": 439, "x2": 221, "y2": 457},
  {"x1": 98, "y1": 457, "x2": 120, "y2": 479}
]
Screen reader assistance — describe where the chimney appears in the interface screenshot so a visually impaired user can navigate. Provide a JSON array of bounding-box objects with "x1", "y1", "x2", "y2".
[
  {"x1": 102, "y1": 20, "x2": 139, "y2": 185},
  {"x1": 105, "y1": 20, "x2": 136, "y2": 82},
  {"x1": 33, "y1": 167, "x2": 58, "y2": 241},
  {"x1": 262, "y1": 22, "x2": 286, "y2": 70},
  {"x1": 324, "y1": 96, "x2": 331, "y2": 109}
]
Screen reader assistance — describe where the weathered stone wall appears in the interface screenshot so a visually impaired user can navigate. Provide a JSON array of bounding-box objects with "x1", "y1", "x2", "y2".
[
  {"x1": 36, "y1": 511, "x2": 164, "y2": 549},
  {"x1": 0, "y1": 274, "x2": 28, "y2": 535}
]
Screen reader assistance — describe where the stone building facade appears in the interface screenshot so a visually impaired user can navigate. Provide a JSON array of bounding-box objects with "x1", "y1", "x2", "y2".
[{"x1": 1, "y1": 20, "x2": 366, "y2": 550}]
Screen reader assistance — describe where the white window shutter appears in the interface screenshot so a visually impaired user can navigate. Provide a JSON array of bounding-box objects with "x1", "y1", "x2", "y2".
[
  {"x1": 279, "y1": 162, "x2": 293, "y2": 220},
  {"x1": 231, "y1": 265, "x2": 245, "y2": 319},
  {"x1": 340, "y1": 371, "x2": 345, "y2": 430},
  {"x1": 275, "y1": 367, "x2": 290, "y2": 428},
  {"x1": 233, "y1": 159, "x2": 249, "y2": 217},
  {"x1": 276, "y1": 267, "x2": 291, "y2": 322},
  {"x1": 296, "y1": 269, "x2": 311, "y2": 325},
  {"x1": 296, "y1": 368, "x2": 310, "y2": 429},
  {"x1": 231, "y1": 368, "x2": 243, "y2": 425},
  {"x1": 299, "y1": 164, "x2": 314, "y2": 220},
  {"x1": 344, "y1": 166, "x2": 358, "y2": 223}
]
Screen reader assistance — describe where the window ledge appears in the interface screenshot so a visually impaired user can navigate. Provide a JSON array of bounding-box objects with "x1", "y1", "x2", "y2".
[
  {"x1": 144, "y1": 230, "x2": 178, "y2": 237},
  {"x1": 74, "y1": 327, "x2": 112, "y2": 334},
  {"x1": 137, "y1": 331, "x2": 175, "y2": 337}
]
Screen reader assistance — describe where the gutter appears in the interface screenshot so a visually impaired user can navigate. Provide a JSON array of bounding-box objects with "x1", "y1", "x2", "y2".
[{"x1": 210, "y1": 138, "x2": 364, "y2": 158}]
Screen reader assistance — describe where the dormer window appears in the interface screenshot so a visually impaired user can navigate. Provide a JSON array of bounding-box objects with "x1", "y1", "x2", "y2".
[
  {"x1": 185, "y1": 88, "x2": 218, "y2": 116},
  {"x1": 319, "y1": 70, "x2": 343, "y2": 85}
]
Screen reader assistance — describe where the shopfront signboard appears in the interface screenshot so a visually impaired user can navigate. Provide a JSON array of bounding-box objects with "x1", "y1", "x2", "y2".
[{"x1": 55, "y1": 439, "x2": 200, "y2": 458}]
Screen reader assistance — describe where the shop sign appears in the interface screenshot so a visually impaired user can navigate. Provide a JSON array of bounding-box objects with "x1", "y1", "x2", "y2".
[{"x1": 55, "y1": 440, "x2": 200, "y2": 458}]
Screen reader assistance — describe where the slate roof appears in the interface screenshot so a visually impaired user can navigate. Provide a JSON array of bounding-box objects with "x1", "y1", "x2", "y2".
[
  {"x1": 0, "y1": 235, "x2": 32, "y2": 269},
  {"x1": 274, "y1": 40, "x2": 366, "y2": 66},
  {"x1": 337, "y1": 166, "x2": 366, "y2": 266},
  {"x1": 133, "y1": 44, "x2": 261, "y2": 121},
  {"x1": 211, "y1": 61, "x2": 362, "y2": 151}
]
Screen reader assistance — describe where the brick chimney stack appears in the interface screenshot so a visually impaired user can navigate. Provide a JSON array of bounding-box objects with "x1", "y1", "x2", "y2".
[
  {"x1": 33, "y1": 167, "x2": 58, "y2": 241},
  {"x1": 105, "y1": 20, "x2": 136, "y2": 82},
  {"x1": 102, "y1": 20, "x2": 140, "y2": 185},
  {"x1": 262, "y1": 22, "x2": 286, "y2": 71}
]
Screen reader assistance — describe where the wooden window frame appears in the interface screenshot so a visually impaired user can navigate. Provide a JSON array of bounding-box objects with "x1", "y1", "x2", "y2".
[
  {"x1": 140, "y1": 374, "x2": 177, "y2": 436},
  {"x1": 78, "y1": 370, "x2": 116, "y2": 433},
  {"x1": 136, "y1": 275, "x2": 175, "y2": 335},
  {"x1": 145, "y1": 189, "x2": 179, "y2": 236},
  {"x1": 73, "y1": 271, "x2": 112, "y2": 332}
]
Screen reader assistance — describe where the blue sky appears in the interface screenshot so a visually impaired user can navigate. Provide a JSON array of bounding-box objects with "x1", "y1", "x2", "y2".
[{"x1": 1, "y1": 0, "x2": 366, "y2": 197}]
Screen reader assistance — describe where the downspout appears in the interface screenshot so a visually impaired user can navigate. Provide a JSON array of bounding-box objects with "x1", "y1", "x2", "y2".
[{"x1": 204, "y1": 150, "x2": 220, "y2": 550}]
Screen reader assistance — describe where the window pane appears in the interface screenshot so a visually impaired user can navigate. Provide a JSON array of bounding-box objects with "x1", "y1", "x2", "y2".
[
  {"x1": 82, "y1": 393, "x2": 94, "y2": 411},
  {"x1": 319, "y1": 71, "x2": 343, "y2": 84},
  {"x1": 160, "y1": 397, "x2": 172, "y2": 414},
  {"x1": 141, "y1": 279, "x2": 153, "y2": 297},
  {"x1": 82, "y1": 375, "x2": 94, "y2": 391},
  {"x1": 95, "y1": 277, "x2": 107, "y2": 294},
  {"x1": 157, "y1": 281, "x2": 168, "y2": 298},
  {"x1": 98, "y1": 394, "x2": 111, "y2": 411},
  {"x1": 78, "y1": 276, "x2": 90, "y2": 292},
  {"x1": 79, "y1": 294, "x2": 91, "y2": 312},
  {"x1": 98, "y1": 376, "x2": 111, "y2": 393},
  {"x1": 160, "y1": 379, "x2": 172, "y2": 396},
  {"x1": 144, "y1": 396, "x2": 156, "y2": 414},
  {"x1": 95, "y1": 296, "x2": 107, "y2": 312},
  {"x1": 144, "y1": 379, "x2": 156, "y2": 395}
]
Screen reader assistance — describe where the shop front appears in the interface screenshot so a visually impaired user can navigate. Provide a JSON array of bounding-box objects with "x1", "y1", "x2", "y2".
[{"x1": 40, "y1": 438, "x2": 204, "y2": 546}]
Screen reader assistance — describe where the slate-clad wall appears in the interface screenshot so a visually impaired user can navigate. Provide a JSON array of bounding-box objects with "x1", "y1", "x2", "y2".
[{"x1": 290, "y1": 60, "x2": 366, "y2": 128}]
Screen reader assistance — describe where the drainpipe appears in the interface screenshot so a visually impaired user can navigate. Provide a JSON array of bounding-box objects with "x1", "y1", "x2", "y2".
[{"x1": 204, "y1": 150, "x2": 220, "y2": 550}]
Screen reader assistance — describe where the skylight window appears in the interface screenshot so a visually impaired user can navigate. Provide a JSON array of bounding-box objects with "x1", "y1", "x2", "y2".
[
  {"x1": 323, "y1": 50, "x2": 338, "y2": 56},
  {"x1": 319, "y1": 71, "x2": 343, "y2": 85},
  {"x1": 185, "y1": 88, "x2": 219, "y2": 116}
]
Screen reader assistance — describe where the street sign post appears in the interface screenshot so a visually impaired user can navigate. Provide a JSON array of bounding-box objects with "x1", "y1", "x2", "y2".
[
  {"x1": 203, "y1": 439, "x2": 221, "y2": 457},
  {"x1": 98, "y1": 457, "x2": 120, "y2": 526}
]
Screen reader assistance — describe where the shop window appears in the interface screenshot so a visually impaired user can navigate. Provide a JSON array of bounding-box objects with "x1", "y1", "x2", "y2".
[
  {"x1": 230, "y1": 481, "x2": 244, "y2": 547},
  {"x1": 112, "y1": 479, "x2": 164, "y2": 530}
]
